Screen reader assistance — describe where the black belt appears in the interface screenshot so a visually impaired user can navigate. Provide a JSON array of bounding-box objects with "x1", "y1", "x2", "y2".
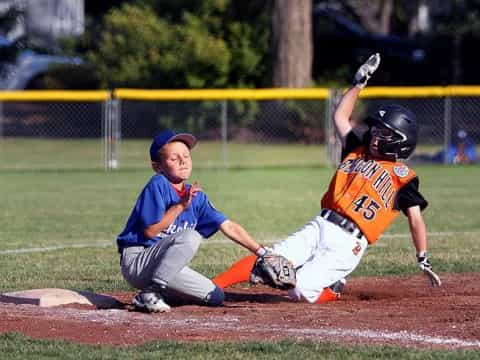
[{"x1": 320, "y1": 209, "x2": 365, "y2": 240}]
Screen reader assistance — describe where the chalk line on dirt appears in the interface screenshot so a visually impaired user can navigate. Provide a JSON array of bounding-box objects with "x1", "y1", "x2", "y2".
[
  {"x1": 2, "y1": 304, "x2": 478, "y2": 349},
  {"x1": 0, "y1": 230, "x2": 479, "y2": 255}
]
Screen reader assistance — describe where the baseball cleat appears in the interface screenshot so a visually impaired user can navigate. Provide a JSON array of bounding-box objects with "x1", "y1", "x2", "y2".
[
  {"x1": 329, "y1": 278, "x2": 346, "y2": 294},
  {"x1": 315, "y1": 278, "x2": 346, "y2": 304},
  {"x1": 132, "y1": 291, "x2": 171, "y2": 313}
]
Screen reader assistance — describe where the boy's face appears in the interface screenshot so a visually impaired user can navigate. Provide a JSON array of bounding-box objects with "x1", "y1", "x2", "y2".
[
  {"x1": 155, "y1": 141, "x2": 192, "y2": 183},
  {"x1": 368, "y1": 125, "x2": 397, "y2": 159}
]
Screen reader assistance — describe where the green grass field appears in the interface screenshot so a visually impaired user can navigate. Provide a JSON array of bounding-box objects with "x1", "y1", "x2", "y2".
[
  {"x1": 0, "y1": 138, "x2": 331, "y2": 170},
  {"x1": 1, "y1": 141, "x2": 479, "y2": 358},
  {"x1": 1, "y1": 333, "x2": 478, "y2": 360}
]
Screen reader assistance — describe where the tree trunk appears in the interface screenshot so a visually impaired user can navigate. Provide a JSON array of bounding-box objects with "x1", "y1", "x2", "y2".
[
  {"x1": 452, "y1": 33, "x2": 462, "y2": 84},
  {"x1": 378, "y1": 0, "x2": 393, "y2": 35},
  {"x1": 348, "y1": 0, "x2": 393, "y2": 35},
  {"x1": 272, "y1": 0, "x2": 312, "y2": 88}
]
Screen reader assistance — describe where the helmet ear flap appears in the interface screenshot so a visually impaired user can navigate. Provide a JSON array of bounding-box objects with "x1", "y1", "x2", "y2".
[{"x1": 377, "y1": 139, "x2": 401, "y2": 160}]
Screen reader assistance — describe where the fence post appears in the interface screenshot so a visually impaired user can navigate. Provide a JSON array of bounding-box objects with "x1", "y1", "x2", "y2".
[
  {"x1": 443, "y1": 96, "x2": 452, "y2": 165},
  {"x1": 326, "y1": 89, "x2": 341, "y2": 167},
  {"x1": 221, "y1": 100, "x2": 228, "y2": 168},
  {"x1": 103, "y1": 98, "x2": 121, "y2": 170}
]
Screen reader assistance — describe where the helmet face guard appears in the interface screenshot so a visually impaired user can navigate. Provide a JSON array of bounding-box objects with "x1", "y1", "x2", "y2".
[{"x1": 367, "y1": 105, "x2": 418, "y2": 160}]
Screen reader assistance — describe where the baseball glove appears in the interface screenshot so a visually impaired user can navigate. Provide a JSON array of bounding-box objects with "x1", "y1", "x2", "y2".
[
  {"x1": 250, "y1": 252, "x2": 296, "y2": 290},
  {"x1": 353, "y1": 53, "x2": 381, "y2": 88}
]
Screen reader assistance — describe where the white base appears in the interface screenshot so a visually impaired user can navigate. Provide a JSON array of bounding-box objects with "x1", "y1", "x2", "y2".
[{"x1": 0, "y1": 288, "x2": 119, "y2": 308}]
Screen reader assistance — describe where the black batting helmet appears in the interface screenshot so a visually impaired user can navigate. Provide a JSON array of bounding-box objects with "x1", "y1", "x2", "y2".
[{"x1": 366, "y1": 104, "x2": 418, "y2": 159}]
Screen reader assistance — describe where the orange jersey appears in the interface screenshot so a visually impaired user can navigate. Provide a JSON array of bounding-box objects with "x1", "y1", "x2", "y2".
[{"x1": 321, "y1": 146, "x2": 417, "y2": 244}]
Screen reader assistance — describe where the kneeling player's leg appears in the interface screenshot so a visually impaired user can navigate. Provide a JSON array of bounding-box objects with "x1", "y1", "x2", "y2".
[
  {"x1": 212, "y1": 255, "x2": 257, "y2": 289},
  {"x1": 151, "y1": 229, "x2": 202, "y2": 287},
  {"x1": 167, "y1": 266, "x2": 225, "y2": 306}
]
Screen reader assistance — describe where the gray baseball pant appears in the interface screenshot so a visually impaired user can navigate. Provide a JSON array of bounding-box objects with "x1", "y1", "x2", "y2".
[{"x1": 120, "y1": 229, "x2": 223, "y2": 305}]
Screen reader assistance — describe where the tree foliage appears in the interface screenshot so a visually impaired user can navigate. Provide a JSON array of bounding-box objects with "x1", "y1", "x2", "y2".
[
  {"x1": 430, "y1": 0, "x2": 480, "y2": 35},
  {"x1": 85, "y1": 1, "x2": 270, "y2": 89},
  {"x1": 87, "y1": 4, "x2": 229, "y2": 88}
]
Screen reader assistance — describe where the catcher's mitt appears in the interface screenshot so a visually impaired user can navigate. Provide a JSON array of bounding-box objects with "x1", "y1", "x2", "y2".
[{"x1": 250, "y1": 252, "x2": 296, "y2": 290}]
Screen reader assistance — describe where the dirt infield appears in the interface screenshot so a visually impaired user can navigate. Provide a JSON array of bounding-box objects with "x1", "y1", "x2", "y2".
[{"x1": 0, "y1": 273, "x2": 479, "y2": 350}]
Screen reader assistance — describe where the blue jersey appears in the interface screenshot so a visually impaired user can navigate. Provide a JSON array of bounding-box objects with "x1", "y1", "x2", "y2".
[
  {"x1": 444, "y1": 143, "x2": 477, "y2": 164},
  {"x1": 117, "y1": 174, "x2": 227, "y2": 250}
]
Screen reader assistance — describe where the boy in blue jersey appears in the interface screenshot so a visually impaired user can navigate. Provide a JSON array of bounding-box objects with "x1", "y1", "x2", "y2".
[{"x1": 117, "y1": 129, "x2": 266, "y2": 312}]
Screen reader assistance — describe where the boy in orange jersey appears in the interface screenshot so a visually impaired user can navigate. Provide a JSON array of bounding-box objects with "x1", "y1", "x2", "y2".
[{"x1": 213, "y1": 53, "x2": 441, "y2": 304}]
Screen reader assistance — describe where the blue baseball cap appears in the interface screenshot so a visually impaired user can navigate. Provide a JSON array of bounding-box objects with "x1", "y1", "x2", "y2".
[{"x1": 149, "y1": 130, "x2": 197, "y2": 161}]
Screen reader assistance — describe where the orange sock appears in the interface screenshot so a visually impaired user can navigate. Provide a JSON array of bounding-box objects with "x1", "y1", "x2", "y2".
[
  {"x1": 315, "y1": 287, "x2": 340, "y2": 304},
  {"x1": 212, "y1": 255, "x2": 257, "y2": 289}
]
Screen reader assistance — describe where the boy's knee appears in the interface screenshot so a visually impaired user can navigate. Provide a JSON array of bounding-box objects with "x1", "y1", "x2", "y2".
[
  {"x1": 175, "y1": 229, "x2": 202, "y2": 251},
  {"x1": 204, "y1": 286, "x2": 224, "y2": 307}
]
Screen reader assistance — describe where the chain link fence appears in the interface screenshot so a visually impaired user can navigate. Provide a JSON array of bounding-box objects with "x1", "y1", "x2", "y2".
[
  {"x1": 0, "y1": 102, "x2": 106, "y2": 170},
  {"x1": 117, "y1": 97, "x2": 330, "y2": 169},
  {"x1": 0, "y1": 88, "x2": 479, "y2": 171}
]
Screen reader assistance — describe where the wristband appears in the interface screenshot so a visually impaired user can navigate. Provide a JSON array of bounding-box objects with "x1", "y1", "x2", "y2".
[
  {"x1": 255, "y1": 246, "x2": 267, "y2": 257},
  {"x1": 416, "y1": 251, "x2": 428, "y2": 258}
]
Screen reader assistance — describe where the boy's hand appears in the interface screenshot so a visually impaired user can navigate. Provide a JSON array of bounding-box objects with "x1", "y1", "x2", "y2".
[
  {"x1": 417, "y1": 252, "x2": 442, "y2": 287},
  {"x1": 353, "y1": 53, "x2": 381, "y2": 88},
  {"x1": 179, "y1": 181, "x2": 201, "y2": 209}
]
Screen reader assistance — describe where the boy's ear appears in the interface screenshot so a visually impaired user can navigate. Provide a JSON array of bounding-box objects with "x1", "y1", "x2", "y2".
[{"x1": 151, "y1": 161, "x2": 163, "y2": 173}]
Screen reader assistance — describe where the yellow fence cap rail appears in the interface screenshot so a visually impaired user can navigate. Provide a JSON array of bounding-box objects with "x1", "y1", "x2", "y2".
[
  {"x1": 359, "y1": 86, "x2": 480, "y2": 98},
  {"x1": 1, "y1": 86, "x2": 480, "y2": 102},
  {"x1": 0, "y1": 90, "x2": 110, "y2": 102},
  {"x1": 360, "y1": 86, "x2": 447, "y2": 98},
  {"x1": 445, "y1": 86, "x2": 480, "y2": 96},
  {"x1": 114, "y1": 88, "x2": 330, "y2": 101}
]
